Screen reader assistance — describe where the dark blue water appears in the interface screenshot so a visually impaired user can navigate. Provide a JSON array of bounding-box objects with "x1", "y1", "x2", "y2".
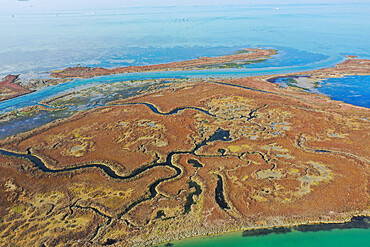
[
  {"x1": 273, "y1": 75, "x2": 370, "y2": 108},
  {"x1": 318, "y1": 75, "x2": 370, "y2": 108}
]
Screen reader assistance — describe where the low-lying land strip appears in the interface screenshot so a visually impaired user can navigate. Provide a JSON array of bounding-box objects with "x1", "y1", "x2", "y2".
[{"x1": 50, "y1": 48, "x2": 277, "y2": 78}]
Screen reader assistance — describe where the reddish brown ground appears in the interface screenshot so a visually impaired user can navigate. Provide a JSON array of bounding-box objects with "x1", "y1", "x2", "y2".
[
  {"x1": 0, "y1": 60, "x2": 369, "y2": 246},
  {"x1": 50, "y1": 48, "x2": 277, "y2": 78},
  {"x1": 0, "y1": 75, "x2": 32, "y2": 102}
]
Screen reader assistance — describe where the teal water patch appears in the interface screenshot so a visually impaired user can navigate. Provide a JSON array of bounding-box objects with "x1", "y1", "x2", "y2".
[{"x1": 165, "y1": 228, "x2": 370, "y2": 247}]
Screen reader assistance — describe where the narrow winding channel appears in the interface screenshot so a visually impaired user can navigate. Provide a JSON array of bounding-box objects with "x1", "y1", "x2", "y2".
[
  {"x1": 0, "y1": 103, "x2": 233, "y2": 219},
  {"x1": 112, "y1": 102, "x2": 216, "y2": 117}
]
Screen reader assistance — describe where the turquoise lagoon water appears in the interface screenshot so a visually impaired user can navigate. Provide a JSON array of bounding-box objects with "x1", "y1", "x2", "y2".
[{"x1": 164, "y1": 228, "x2": 370, "y2": 247}]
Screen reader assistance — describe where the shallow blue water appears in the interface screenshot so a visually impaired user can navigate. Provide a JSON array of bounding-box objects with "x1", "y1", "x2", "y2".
[{"x1": 1, "y1": 3, "x2": 369, "y2": 75}]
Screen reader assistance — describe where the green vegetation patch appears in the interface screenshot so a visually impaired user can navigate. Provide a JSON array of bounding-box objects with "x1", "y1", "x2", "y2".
[
  {"x1": 12, "y1": 204, "x2": 24, "y2": 214},
  {"x1": 283, "y1": 78, "x2": 309, "y2": 91}
]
